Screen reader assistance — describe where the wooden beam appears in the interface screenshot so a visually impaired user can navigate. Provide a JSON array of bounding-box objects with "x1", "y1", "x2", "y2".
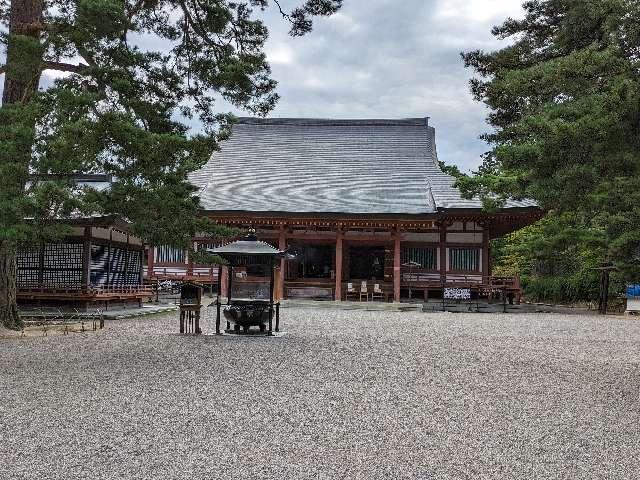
[{"x1": 206, "y1": 213, "x2": 440, "y2": 231}]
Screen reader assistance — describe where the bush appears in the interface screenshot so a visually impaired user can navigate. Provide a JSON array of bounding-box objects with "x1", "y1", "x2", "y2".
[{"x1": 521, "y1": 272, "x2": 625, "y2": 305}]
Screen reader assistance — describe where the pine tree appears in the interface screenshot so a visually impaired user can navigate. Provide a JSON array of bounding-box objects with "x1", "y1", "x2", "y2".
[
  {"x1": 459, "y1": 0, "x2": 640, "y2": 284},
  {"x1": 0, "y1": 0, "x2": 341, "y2": 329}
]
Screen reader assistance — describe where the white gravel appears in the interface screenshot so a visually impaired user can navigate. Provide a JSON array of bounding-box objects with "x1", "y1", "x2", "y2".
[{"x1": 1, "y1": 308, "x2": 639, "y2": 479}]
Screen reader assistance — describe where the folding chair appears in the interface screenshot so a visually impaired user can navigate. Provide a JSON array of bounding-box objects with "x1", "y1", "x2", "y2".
[
  {"x1": 345, "y1": 282, "x2": 357, "y2": 301},
  {"x1": 359, "y1": 281, "x2": 369, "y2": 301},
  {"x1": 371, "y1": 283, "x2": 385, "y2": 301}
]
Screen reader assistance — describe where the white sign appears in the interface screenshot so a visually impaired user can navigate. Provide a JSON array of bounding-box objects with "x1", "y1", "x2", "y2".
[{"x1": 444, "y1": 288, "x2": 471, "y2": 300}]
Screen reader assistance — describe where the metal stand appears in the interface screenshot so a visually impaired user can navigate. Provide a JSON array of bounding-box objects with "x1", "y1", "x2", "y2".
[
  {"x1": 595, "y1": 262, "x2": 617, "y2": 315},
  {"x1": 268, "y1": 257, "x2": 274, "y2": 336},
  {"x1": 207, "y1": 232, "x2": 288, "y2": 337},
  {"x1": 215, "y1": 265, "x2": 223, "y2": 335},
  {"x1": 180, "y1": 307, "x2": 201, "y2": 334}
]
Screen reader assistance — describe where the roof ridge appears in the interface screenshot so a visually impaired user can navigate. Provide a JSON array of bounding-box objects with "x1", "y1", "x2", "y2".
[{"x1": 235, "y1": 117, "x2": 429, "y2": 127}]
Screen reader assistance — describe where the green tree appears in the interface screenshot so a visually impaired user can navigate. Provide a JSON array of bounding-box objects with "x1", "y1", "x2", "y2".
[
  {"x1": 460, "y1": 0, "x2": 640, "y2": 294},
  {"x1": 490, "y1": 212, "x2": 619, "y2": 303},
  {"x1": 0, "y1": 0, "x2": 341, "y2": 329}
]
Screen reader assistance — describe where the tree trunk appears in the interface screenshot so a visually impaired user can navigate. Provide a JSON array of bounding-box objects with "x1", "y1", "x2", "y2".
[
  {"x1": 0, "y1": 243, "x2": 21, "y2": 330},
  {"x1": 0, "y1": 0, "x2": 44, "y2": 329},
  {"x1": 2, "y1": 0, "x2": 44, "y2": 105}
]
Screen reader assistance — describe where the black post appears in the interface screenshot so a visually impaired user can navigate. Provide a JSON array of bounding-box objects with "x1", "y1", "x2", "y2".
[
  {"x1": 598, "y1": 272, "x2": 604, "y2": 314},
  {"x1": 216, "y1": 265, "x2": 222, "y2": 334},
  {"x1": 275, "y1": 302, "x2": 280, "y2": 332},
  {"x1": 268, "y1": 257, "x2": 274, "y2": 336},
  {"x1": 602, "y1": 270, "x2": 610, "y2": 315},
  {"x1": 502, "y1": 287, "x2": 507, "y2": 313}
]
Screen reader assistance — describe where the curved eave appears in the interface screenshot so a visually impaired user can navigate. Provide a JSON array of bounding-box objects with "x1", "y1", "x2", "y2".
[
  {"x1": 201, "y1": 207, "x2": 544, "y2": 232},
  {"x1": 435, "y1": 206, "x2": 544, "y2": 216}
]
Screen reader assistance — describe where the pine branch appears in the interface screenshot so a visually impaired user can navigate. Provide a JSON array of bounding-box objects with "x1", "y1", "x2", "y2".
[
  {"x1": 272, "y1": 0, "x2": 292, "y2": 22},
  {"x1": 41, "y1": 61, "x2": 89, "y2": 74},
  {"x1": 0, "y1": 64, "x2": 6, "y2": 75},
  {"x1": 127, "y1": 0, "x2": 147, "y2": 19}
]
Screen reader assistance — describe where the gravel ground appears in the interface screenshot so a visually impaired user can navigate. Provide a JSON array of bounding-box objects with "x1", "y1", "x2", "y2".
[{"x1": 1, "y1": 308, "x2": 639, "y2": 480}]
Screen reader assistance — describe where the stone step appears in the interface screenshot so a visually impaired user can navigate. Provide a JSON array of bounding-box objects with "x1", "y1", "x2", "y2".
[{"x1": 281, "y1": 300, "x2": 423, "y2": 312}]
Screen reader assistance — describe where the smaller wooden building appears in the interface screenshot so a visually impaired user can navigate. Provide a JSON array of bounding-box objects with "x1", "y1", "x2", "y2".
[{"x1": 17, "y1": 216, "x2": 152, "y2": 310}]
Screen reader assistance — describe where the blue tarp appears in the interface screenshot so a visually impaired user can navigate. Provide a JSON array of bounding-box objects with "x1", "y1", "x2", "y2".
[{"x1": 626, "y1": 285, "x2": 640, "y2": 298}]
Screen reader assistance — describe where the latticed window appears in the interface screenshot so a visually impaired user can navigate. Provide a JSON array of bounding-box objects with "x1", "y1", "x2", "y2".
[
  {"x1": 401, "y1": 247, "x2": 437, "y2": 270},
  {"x1": 155, "y1": 245, "x2": 186, "y2": 263},
  {"x1": 449, "y1": 248, "x2": 480, "y2": 271},
  {"x1": 43, "y1": 243, "x2": 83, "y2": 287},
  {"x1": 17, "y1": 247, "x2": 40, "y2": 287}
]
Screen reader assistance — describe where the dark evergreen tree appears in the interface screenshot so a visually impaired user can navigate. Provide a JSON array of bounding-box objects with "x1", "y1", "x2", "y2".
[
  {"x1": 459, "y1": 0, "x2": 640, "y2": 297},
  {"x1": 0, "y1": 0, "x2": 341, "y2": 328}
]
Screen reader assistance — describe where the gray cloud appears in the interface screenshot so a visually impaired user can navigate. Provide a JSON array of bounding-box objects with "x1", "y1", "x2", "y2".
[
  {"x1": 1, "y1": 0, "x2": 523, "y2": 171},
  {"x1": 247, "y1": 0, "x2": 524, "y2": 172}
]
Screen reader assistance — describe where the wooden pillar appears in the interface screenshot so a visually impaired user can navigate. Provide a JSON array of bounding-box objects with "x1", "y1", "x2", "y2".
[
  {"x1": 106, "y1": 230, "x2": 112, "y2": 286},
  {"x1": 147, "y1": 246, "x2": 155, "y2": 278},
  {"x1": 221, "y1": 265, "x2": 229, "y2": 299},
  {"x1": 227, "y1": 263, "x2": 233, "y2": 304},
  {"x1": 81, "y1": 226, "x2": 91, "y2": 293},
  {"x1": 187, "y1": 241, "x2": 195, "y2": 277},
  {"x1": 393, "y1": 232, "x2": 401, "y2": 303},
  {"x1": 138, "y1": 250, "x2": 144, "y2": 285},
  {"x1": 278, "y1": 228, "x2": 287, "y2": 300},
  {"x1": 124, "y1": 234, "x2": 130, "y2": 286},
  {"x1": 439, "y1": 222, "x2": 447, "y2": 284},
  {"x1": 335, "y1": 231, "x2": 343, "y2": 301},
  {"x1": 38, "y1": 241, "x2": 45, "y2": 291},
  {"x1": 482, "y1": 226, "x2": 490, "y2": 282}
]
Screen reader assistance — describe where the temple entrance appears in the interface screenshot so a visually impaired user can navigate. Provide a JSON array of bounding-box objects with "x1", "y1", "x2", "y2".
[
  {"x1": 349, "y1": 246, "x2": 385, "y2": 280},
  {"x1": 288, "y1": 244, "x2": 335, "y2": 279},
  {"x1": 284, "y1": 243, "x2": 335, "y2": 300}
]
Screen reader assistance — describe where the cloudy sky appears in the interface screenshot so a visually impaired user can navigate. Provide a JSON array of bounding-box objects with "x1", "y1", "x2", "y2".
[
  {"x1": 243, "y1": 0, "x2": 525, "y2": 171},
  {"x1": 1, "y1": 0, "x2": 524, "y2": 171}
]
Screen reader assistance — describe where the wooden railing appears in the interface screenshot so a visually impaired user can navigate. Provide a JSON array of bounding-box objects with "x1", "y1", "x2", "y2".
[{"x1": 18, "y1": 284, "x2": 154, "y2": 297}]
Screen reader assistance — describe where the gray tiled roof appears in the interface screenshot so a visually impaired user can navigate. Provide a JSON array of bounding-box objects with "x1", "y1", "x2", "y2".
[
  {"x1": 190, "y1": 117, "x2": 536, "y2": 215},
  {"x1": 209, "y1": 239, "x2": 283, "y2": 256}
]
